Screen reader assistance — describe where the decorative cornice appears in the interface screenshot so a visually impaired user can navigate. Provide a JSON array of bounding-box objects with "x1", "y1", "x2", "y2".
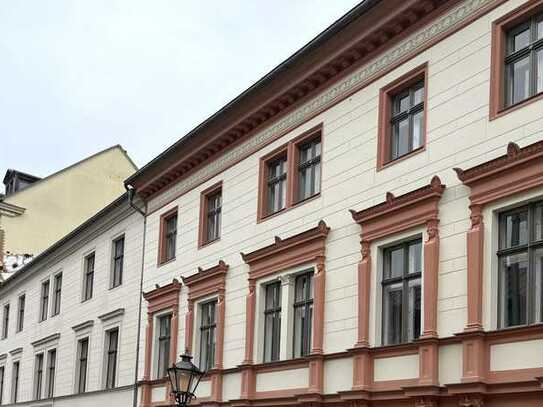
[
  {"x1": 0, "y1": 353, "x2": 6, "y2": 361},
  {"x1": 241, "y1": 220, "x2": 330, "y2": 280},
  {"x1": 145, "y1": 0, "x2": 499, "y2": 212},
  {"x1": 98, "y1": 308, "x2": 125, "y2": 322},
  {"x1": 182, "y1": 261, "x2": 229, "y2": 301},
  {"x1": 143, "y1": 279, "x2": 181, "y2": 314},
  {"x1": 72, "y1": 320, "x2": 94, "y2": 332},
  {"x1": 350, "y1": 176, "x2": 445, "y2": 225},
  {"x1": 9, "y1": 347, "x2": 22, "y2": 356},
  {"x1": 454, "y1": 140, "x2": 543, "y2": 206},
  {"x1": 31, "y1": 332, "x2": 60, "y2": 348}
]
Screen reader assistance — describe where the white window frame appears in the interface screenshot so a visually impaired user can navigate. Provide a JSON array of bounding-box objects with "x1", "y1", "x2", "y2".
[
  {"x1": 72, "y1": 324, "x2": 93, "y2": 394},
  {"x1": 152, "y1": 310, "x2": 173, "y2": 380},
  {"x1": 99, "y1": 313, "x2": 123, "y2": 389},
  {"x1": 51, "y1": 270, "x2": 63, "y2": 317},
  {"x1": 33, "y1": 352, "x2": 45, "y2": 400},
  {"x1": 192, "y1": 294, "x2": 218, "y2": 370},
  {"x1": 80, "y1": 247, "x2": 97, "y2": 303},
  {"x1": 369, "y1": 227, "x2": 425, "y2": 347},
  {"x1": 32, "y1": 334, "x2": 59, "y2": 399},
  {"x1": 16, "y1": 292, "x2": 25, "y2": 333},
  {"x1": 253, "y1": 263, "x2": 316, "y2": 363},
  {"x1": 109, "y1": 231, "x2": 126, "y2": 290}
]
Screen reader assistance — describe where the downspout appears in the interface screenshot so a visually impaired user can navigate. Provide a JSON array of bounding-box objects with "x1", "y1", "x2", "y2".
[{"x1": 126, "y1": 184, "x2": 147, "y2": 407}]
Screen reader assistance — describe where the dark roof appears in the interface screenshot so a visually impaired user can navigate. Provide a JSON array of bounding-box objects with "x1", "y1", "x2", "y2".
[{"x1": 3, "y1": 169, "x2": 41, "y2": 185}]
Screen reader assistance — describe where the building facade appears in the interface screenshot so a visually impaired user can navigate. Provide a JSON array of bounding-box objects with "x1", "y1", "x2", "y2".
[
  {"x1": 126, "y1": 1, "x2": 543, "y2": 406},
  {"x1": 0, "y1": 145, "x2": 137, "y2": 270},
  {"x1": 0, "y1": 195, "x2": 144, "y2": 406}
]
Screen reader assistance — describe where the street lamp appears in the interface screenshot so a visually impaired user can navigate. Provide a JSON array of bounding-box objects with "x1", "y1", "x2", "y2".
[{"x1": 167, "y1": 351, "x2": 205, "y2": 407}]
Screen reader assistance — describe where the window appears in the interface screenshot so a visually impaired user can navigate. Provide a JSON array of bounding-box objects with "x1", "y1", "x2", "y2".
[
  {"x1": 46, "y1": 349, "x2": 56, "y2": 398},
  {"x1": 40, "y1": 280, "x2": 50, "y2": 321},
  {"x1": 504, "y1": 14, "x2": 543, "y2": 107},
  {"x1": 266, "y1": 156, "x2": 287, "y2": 216},
  {"x1": 199, "y1": 301, "x2": 216, "y2": 371},
  {"x1": 34, "y1": 353, "x2": 44, "y2": 400},
  {"x1": 11, "y1": 361, "x2": 19, "y2": 403},
  {"x1": 83, "y1": 253, "x2": 95, "y2": 301},
  {"x1": 105, "y1": 328, "x2": 119, "y2": 389},
  {"x1": 156, "y1": 314, "x2": 171, "y2": 378},
  {"x1": 0, "y1": 365, "x2": 4, "y2": 405},
  {"x1": 111, "y1": 236, "x2": 124, "y2": 288},
  {"x1": 2, "y1": 304, "x2": 9, "y2": 339},
  {"x1": 382, "y1": 239, "x2": 422, "y2": 345},
  {"x1": 297, "y1": 139, "x2": 321, "y2": 202},
  {"x1": 16, "y1": 295, "x2": 24, "y2": 332},
  {"x1": 159, "y1": 209, "x2": 177, "y2": 264},
  {"x1": 293, "y1": 273, "x2": 313, "y2": 358},
  {"x1": 258, "y1": 127, "x2": 322, "y2": 221},
  {"x1": 199, "y1": 183, "x2": 222, "y2": 247},
  {"x1": 52, "y1": 274, "x2": 62, "y2": 316},
  {"x1": 377, "y1": 64, "x2": 427, "y2": 169},
  {"x1": 498, "y1": 202, "x2": 543, "y2": 328},
  {"x1": 263, "y1": 282, "x2": 281, "y2": 362},
  {"x1": 76, "y1": 338, "x2": 89, "y2": 393}
]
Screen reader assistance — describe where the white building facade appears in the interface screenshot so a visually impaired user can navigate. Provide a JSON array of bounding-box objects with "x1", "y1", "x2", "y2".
[
  {"x1": 126, "y1": 1, "x2": 543, "y2": 407},
  {"x1": 0, "y1": 195, "x2": 144, "y2": 406}
]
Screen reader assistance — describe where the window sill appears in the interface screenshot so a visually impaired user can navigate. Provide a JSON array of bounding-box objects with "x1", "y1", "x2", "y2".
[
  {"x1": 109, "y1": 283, "x2": 123, "y2": 292},
  {"x1": 157, "y1": 257, "x2": 176, "y2": 268},
  {"x1": 490, "y1": 91, "x2": 543, "y2": 121},
  {"x1": 198, "y1": 237, "x2": 220, "y2": 250},
  {"x1": 257, "y1": 193, "x2": 321, "y2": 224},
  {"x1": 377, "y1": 146, "x2": 425, "y2": 172}
]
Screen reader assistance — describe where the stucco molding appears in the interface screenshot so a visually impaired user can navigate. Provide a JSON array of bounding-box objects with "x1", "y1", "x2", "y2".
[
  {"x1": 31, "y1": 332, "x2": 61, "y2": 348},
  {"x1": 0, "y1": 353, "x2": 6, "y2": 362},
  {"x1": 147, "y1": 0, "x2": 499, "y2": 213},
  {"x1": 71, "y1": 320, "x2": 94, "y2": 332},
  {"x1": 9, "y1": 347, "x2": 22, "y2": 356},
  {"x1": 98, "y1": 308, "x2": 125, "y2": 322}
]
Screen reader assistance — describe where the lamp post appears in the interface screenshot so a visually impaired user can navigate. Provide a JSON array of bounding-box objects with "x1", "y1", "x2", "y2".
[{"x1": 167, "y1": 352, "x2": 205, "y2": 407}]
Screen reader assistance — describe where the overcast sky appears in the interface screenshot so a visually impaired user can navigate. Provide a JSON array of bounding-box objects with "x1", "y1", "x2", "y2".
[{"x1": 0, "y1": 1, "x2": 361, "y2": 188}]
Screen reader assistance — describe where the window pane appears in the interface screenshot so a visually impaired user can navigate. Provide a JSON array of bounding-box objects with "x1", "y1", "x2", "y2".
[
  {"x1": 392, "y1": 119, "x2": 409, "y2": 159},
  {"x1": 397, "y1": 93, "x2": 410, "y2": 113},
  {"x1": 538, "y1": 49, "x2": 543, "y2": 94},
  {"x1": 538, "y1": 20, "x2": 543, "y2": 40},
  {"x1": 413, "y1": 85, "x2": 424, "y2": 106},
  {"x1": 509, "y1": 57, "x2": 531, "y2": 105},
  {"x1": 412, "y1": 110, "x2": 424, "y2": 150},
  {"x1": 383, "y1": 282, "x2": 403, "y2": 345},
  {"x1": 407, "y1": 279, "x2": 422, "y2": 341},
  {"x1": 502, "y1": 210, "x2": 528, "y2": 249},
  {"x1": 513, "y1": 28, "x2": 530, "y2": 53},
  {"x1": 386, "y1": 247, "x2": 404, "y2": 279},
  {"x1": 499, "y1": 252, "x2": 528, "y2": 327},
  {"x1": 408, "y1": 241, "x2": 422, "y2": 274},
  {"x1": 535, "y1": 248, "x2": 543, "y2": 323},
  {"x1": 536, "y1": 204, "x2": 543, "y2": 241}
]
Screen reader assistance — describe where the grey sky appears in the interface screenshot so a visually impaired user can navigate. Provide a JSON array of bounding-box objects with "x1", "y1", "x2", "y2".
[{"x1": 0, "y1": 1, "x2": 360, "y2": 188}]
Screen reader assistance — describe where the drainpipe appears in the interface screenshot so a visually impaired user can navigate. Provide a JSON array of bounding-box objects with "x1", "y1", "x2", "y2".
[{"x1": 126, "y1": 184, "x2": 147, "y2": 407}]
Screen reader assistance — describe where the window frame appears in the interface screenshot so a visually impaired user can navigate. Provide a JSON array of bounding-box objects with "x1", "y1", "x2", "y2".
[
  {"x1": 104, "y1": 327, "x2": 119, "y2": 389},
  {"x1": 381, "y1": 238, "x2": 423, "y2": 346},
  {"x1": 198, "y1": 182, "x2": 223, "y2": 248},
  {"x1": 257, "y1": 125, "x2": 323, "y2": 222},
  {"x1": 46, "y1": 349, "x2": 56, "y2": 399},
  {"x1": 0, "y1": 365, "x2": 4, "y2": 405},
  {"x1": 82, "y1": 253, "x2": 95, "y2": 302},
  {"x1": 156, "y1": 313, "x2": 172, "y2": 379},
  {"x1": 76, "y1": 337, "x2": 89, "y2": 393},
  {"x1": 490, "y1": 0, "x2": 543, "y2": 119},
  {"x1": 377, "y1": 63, "x2": 428, "y2": 170},
  {"x1": 263, "y1": 281, "x2": 282, "y2": 363},
  {"x1": 198, "y1": 299, "x2": 217, "y2": 371},
  {"x1": 34, "y1": 353, "x2": 44, "y2": 400},
  {"x1": 11, "y1": 361, "x2": 19, "y2": 403},
  {"x1": 158, "y1": 207, "x2": 178, "y2": 265},
  {"x1": 1, "y1": 304, "x2": 8, "y2": 339},
  {"x1": 17, "y1": 295, "x2": 25, "y2": 333},
  {"x1": 111, "y1": 235, "x2": 125, "y2": 289},
  {"x1": 292, "y1": 272, "x2": 314, "y2": 358},
  {"x1": 497, "y1": 201, "x2": 543, "y2": 328},
  {"x1": 52, "y1": 273, "x2": 62, "y2": 316}
]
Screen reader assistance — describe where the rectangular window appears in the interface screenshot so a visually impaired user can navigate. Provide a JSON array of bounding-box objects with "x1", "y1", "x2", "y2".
[
  {"x1": 156, "y1": 314, "x2": 171, "y2": 378},
  {"x1": 83, "y1": 253, "x2": 95, "y2": 301},
  {"x1": 16, "y1": 295, "x2": 24, "y2": 332},
  {"x1": 11, "y1": 361, "x2": 19, "y2": 403},
  {"x1": 76, "y1": 337, "x2": 89, "y2": 393},
  {"x1": 505, "y1": 14, "x2": 543, "y2": 107},
  {"x1": 0, "y1": 365, "x2": 4, "y2": 405},
  {"x1": 46, "y1": 349, "x2": 56, "y2": 398},
  {"x1": 498, "y1": 201, "x2": 543, "y2": 328},
  {"x1": 293, "y1": 273, "x2": 313, "y2": 358},
  {"x1": 263, "y1": 282, "x2": 281, "y2": 362},
  {"x1": 2, "y1": 304, "x2": 9, "y2": 339},
  {"x1": 258, "y1": 127, "x2": 322, "y2": 221},
  {"x1": 199, "y1": 183, "x2": 222, "y2": 247},
  {"x1": 159, "y1": 210, "x2": 177, "y2": 264},
  {"x1": 382, "y1": 239, "x2": 422, "y2": 345},
  {"x1": 111, "y1": 236, "x2": 124, "y2": 288},
  {"x1": 377, "y1": 64, "x2": 427, "y2": 169},
  {"x1": 40, "y1": 280, "x2": 50, "y2": 321},
  {"x1": 34, "y1": 353, "x2": 44, "y2": 400},
  {"x1": 199, "y1": 301, "x2": 217, "y2": 371},
  {"x1": 105, "y1": 328, "x2": 119, "y2": 389},
  {"x1": 52, "y1": 274, "x2": 62, "y2": 316},
  {"x1": 266, "y1": 156, "x2": 287, "y2": 216}
]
